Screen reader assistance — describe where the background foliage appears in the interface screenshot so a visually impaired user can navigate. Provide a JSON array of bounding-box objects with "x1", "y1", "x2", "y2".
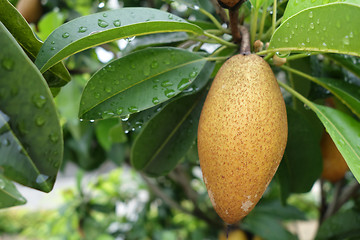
[{"x1": 0, "y1": 0, "x2": 360, "y2": 239}]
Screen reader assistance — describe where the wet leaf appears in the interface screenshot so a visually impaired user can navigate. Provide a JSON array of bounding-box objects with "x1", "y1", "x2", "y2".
[
  {"x1": 35, "y1": 7, "x2": 203, "y2": 73},
  {"x1": 79, "y1": 47, "x2": 207, "y2": 120},
  {"x1": 0, "y1": 23, "x2": 63, "y2": 192},
  {"x1": 0, "y1": 174, "x2": 26, "y2": 209},
  {"x1": 0, "y1": 0, "x2": 70, "y2": 87},
  {"x1": 131, "y1": 91, "x2": 206, "y2": 177},
  {"x1": 270, "y1": 3, "x2": 360, "y2": 57},
  {"x1": 282, "y1": 0, "x2": 360, "y2": 22}
]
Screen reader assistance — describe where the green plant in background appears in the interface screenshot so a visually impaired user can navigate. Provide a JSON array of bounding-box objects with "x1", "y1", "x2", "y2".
[{"x1": 0, "y1": 0, "x2": 360, "y2": 239}]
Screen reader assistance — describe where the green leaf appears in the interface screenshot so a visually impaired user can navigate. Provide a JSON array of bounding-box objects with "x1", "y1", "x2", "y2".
[
  {"x1": 279, "y1": 81, "x2": 360, "y2": 184},
  {"x1": 131, "y1": 91, "x2": 206, "y2": 177},
  {"x1": 79, "y1": 47, "x2": 207, "y2": 120},
  {"x1": 0, "y1": 23, "x2": 63, "y2": 192},
  {"x1": 326, "y1": 54, "x2": 360, "y2": 79},
  {"x1": 35, "y1": 7, "x2": 203, "y2": 73},
  {"x1": 0, "y1": 0, "x2": 71, "y2": 87},
  {"x1": 277, "y1": 108, "x2": 322, "y2": 198},
  {"x1": 282, "y1": 0, "x2": 360, "y2": 22},
  {"x1": 37, "y1": 10, "x2": 67, "y2": 41},
  {"x1": 315, "y1": 77, "x2": 360, "y2": 118},
  {"x1": 95, "y1": 118, "x2": 126, "y2": 151},
  {"x1": 269, "y1": 3, "x2": 360, "y2": 57},
  {"x1": 315, "y1": 210, "x2": 360, "y2": 240},
  {"x1": 0, "y1": 174, "x2": 26, "y2": 209}
]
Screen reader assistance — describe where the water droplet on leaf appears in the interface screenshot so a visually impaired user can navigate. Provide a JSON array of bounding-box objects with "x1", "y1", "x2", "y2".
[
  {"x1": 35, "y1": 116, "x2": 46, "y2": 126},
  {"x1": 116, "y1": 107, "x2": 123, "y2": 115},
  {"x1": 113, "y1": 20, "x2": 121, "y2": 27},
  {"x1": 308, "y1": 11, "x2": 313, "y2": 18},
  {"x1": 1, "y1": 58, "x2": 14, "y2": 71},
  {"x1": 62, "y1": 32, "x2": 70, "y2": 38},
  {"x1": 78, "y1": 26, "x2": 87, "y2": 33},
  {"x1": 36, "y1": 174, "x2": 49, "y2": 184},
  {"x1": 177, "y1": 78, "x2": 191, "y2": 91},
  {"x1": 152, "y1": 97, "x2": 160, "y2": 105},
  {"x1": 161, "y1": 80, "x2": 173, "y2": 87},
  {"x1": 343, "y1": 36, "x2": 350, "y2": 45},
  {"x1": 98, "y1": 19, "x2": 109, "y2": 28},
  {"x1": 32, "y1": 94, "x2": 46, "y2": 108},
  {"x1": 151, "y1": 61, "x2": 159, "y2": 69},
  {"x1": 49, "y1": 133, "x2": 59, "y2": 143},
  {"x1": 128, "y1": 106, "x2": 138, "y2": 113},
  {"x1": 102, "y1": 111, "x2": 114, "y2": 119},
  {"x1": 164, "y1": 89, "x2": 176, "y2": 98}
]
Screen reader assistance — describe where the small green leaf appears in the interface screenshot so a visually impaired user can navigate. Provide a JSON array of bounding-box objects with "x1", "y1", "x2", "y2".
[
  {"x1": 37, "y1": 10, "x2": 67, "y2": 41},
  {"x1": 0, "y1": 0, "x2": 70, "y2": 87},
  {"x1": 269, "y1": 3, "x2": 360, "y2": 57},
  {"x1": 35, "y1": 7, "x2": 203, "y2": 73},
  {"x1": 278, "y1": 107, "x2": 322, "y2": 197},
  {"x1": 0, "y1": 174, "x2": 26, "y2": 209},
  {"x1": 79, "y1": 47, "x2": 207, "y2": 120},
  {"x1": 282, "y1": 0, "x2": 360, "y2": 22},
  {"x1": 131, "y1": 91, "x2": 206, "y2": 177},
  {"x1": 315, "y1": 210, "x2": 360, "y2": 240},
  {"x1": 279, "y1": 81, "x2": 360, "y2": 184},
  {"x1": 0, "y1": 23, "x2": 63, "y2": 192}
]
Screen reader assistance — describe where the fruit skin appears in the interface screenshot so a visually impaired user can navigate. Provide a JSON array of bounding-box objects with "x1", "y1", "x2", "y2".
[
  {"x1": 197, "y1": 54, "x2": 288, "y2": 224},
  {"x1": 16, "y1": 0, "x2": 43, "y2": 23},
  {"x1": 217, "y1": 0, "x2": 243, "y2": 9},
  {"x1": 321, "y1": 132, "x2": 349, "y2": 183},
  {"x1": 219, "y1": 229, "x2": 248, "y2": 240}
]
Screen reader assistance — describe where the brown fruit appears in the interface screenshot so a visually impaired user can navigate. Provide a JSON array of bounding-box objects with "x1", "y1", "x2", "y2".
[
  {"x1": 197, "y1": 54, "x2": 288, "y2": 224},
  {"x1": 217, "y1": 0, "x2": 243, "y2": 9},
  {"x1": 321, "y1": 132, "x2": 349, "y2": 182},
  {"x1": 219, "y1": 229, "x2": 248, "y2": 240},
  {"x1": 16, "y1": 0, "x2": 43, "y2": 23}
]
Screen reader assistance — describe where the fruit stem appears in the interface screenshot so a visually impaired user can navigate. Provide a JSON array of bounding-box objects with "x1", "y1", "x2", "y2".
[
  {"x1": 199, "y1": 7, "x2": 224, "y2": 31},
  {"x1": 229, "y1": 7, "x2": 241, "y2": 43},
  {"x1": 239, "y1": 25, "x2": 251, "y2": 55},
  {"x1": 272, "y1": 0, "x2": 277, "y2": 36}
]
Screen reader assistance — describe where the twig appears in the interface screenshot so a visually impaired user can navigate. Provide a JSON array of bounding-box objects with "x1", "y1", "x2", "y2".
[
  {"x1": 319, "y1": 179, "x2": 327, "y2": 225},
  {"x1": 323, "y1": 180, "x2": 344, "y2": 221},
  {"x1": 210, "y1": 0, "x2": 229, "y2": 24},
  {"x1": 141, "y1": 173, "x2": 192, "y2": 215},
  {"x1": 335, "y1": 181, "x2": 360, "y2": 213},
  {"x1": 239, "y1": 25, "x2": 250, "y2": 54},
  {"x1": 229, "y1": 7, "x2": 241, "y2": 43}
]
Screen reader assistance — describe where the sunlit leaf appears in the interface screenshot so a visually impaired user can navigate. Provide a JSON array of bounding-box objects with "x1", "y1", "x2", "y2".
[
  {"x1": 0, "y1": 23, "x2": 63, "y2": 192},
  {"x1": 269, "y1": 3, "x2": 360, "y2": 57},
  {"x1": 282, "y1": 0, "x2": 360, "y2": 22},
  {"x1": 35, "y1": 8, "x2": 203, "y2": 73}
]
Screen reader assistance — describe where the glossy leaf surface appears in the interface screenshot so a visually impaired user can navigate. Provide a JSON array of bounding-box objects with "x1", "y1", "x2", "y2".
[
  {"x1": 0, "y1": 23, "x2": 63, "y2": 192},
  {"x1": 35, "y1": 8, "x2": 203, "y2": 73},
  {"x1": 0, "y1": 0, "x2": 70, "y2": 87},
  {"x1": 270, "y1": 3, "x2": 360, "y2": 57},
  {"x1": 282, "y1": 0, "x2": 360, "y2": 22},
  {"x1": 0, "y1": 174, "x2": 26, "y2": 209},
  {"x1": 131, "y1": 91, "x2": 206, "y2": 177},
  {"x1": 79, "y1": 47, "x2": 207, "y2": 120}
]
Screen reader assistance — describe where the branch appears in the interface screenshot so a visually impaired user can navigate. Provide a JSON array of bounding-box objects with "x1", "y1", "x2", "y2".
[
  {"x1": 335, "y1": 181, "x2": 360, "y2": 212},
  {"x1": 239, "y1": 25, "x2": 250, "y2": 54},
  {"x1": 210, "y1": 0, "x2": 229, "y2": 24},
  {"x1": 229, "y1": 8, "x2": 241, "y2": 44},
  {"x1": 323, "y1": 180, "x2": 344, "y2": 221}
]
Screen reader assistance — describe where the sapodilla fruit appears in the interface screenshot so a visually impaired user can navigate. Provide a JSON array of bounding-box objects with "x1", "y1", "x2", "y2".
[
  {"x1": 197, "y1": 54, "x2": 288, "y2": 224},
  {"x1": 217, "y1": 0, "x2": 243, "y2": 9},
  {"x1": 321, "y1": 132, "x2": 349, "y2": 183}
]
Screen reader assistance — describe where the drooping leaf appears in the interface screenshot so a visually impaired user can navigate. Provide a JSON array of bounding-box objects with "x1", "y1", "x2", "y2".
[
  {"x1": 35, "y1": 7, "x2": 203, "y2": 73},
  {"x1": 269, "y1": 3, "x2": 360, "y2": 57},
  {"x1": 277, "y1": 107, "x2": 322, "y2": 199},
  {"x1": 326, "y1": 54, "x2": 360, "y2": 79},
  {"x1": 131, "y1": 91, "x2": 206, "y2": 177},
  {"x1": 279, "y1": 81, "x2": 360, "y2": 184},
  {"x1": 0, "y1": 174, "x2": 26, "y2": 209},
  {"x1": 282, "y1": 0, "x2": 360, "y2": 22},
  {"x1": 315, "y1": 210, "x2": 360, "y2": 240},
  {"x1": 0, "y1": 23, "x2": 63, "y2": 192},
  {"x1": 0, "y1": 0, "x2": 71, "y2": 87},
  {"x1": 79, "y1": 47, "x2": 207, "y2": 120}
]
